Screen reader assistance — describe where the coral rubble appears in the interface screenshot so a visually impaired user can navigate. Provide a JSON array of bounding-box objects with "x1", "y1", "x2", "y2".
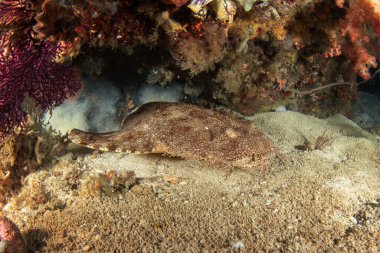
[{"x1": 0, "y1": 98, "x2": 68, "y2": 207}]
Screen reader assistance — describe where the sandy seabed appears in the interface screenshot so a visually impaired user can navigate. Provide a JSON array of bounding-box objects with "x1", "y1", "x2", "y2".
[{"x1": 3, "y1": 111, "x2": 380, "y2": 252}]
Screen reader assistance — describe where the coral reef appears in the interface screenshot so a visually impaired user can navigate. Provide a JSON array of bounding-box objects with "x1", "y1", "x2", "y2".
[
  {"x1": 0, "y1": 1, "x2": 379, "y2": 251},
  {"x1": 0, "y1": 33, "x2": 81, "y2": 140},
  {"x1": 1, "y1": 0, "x2": 380, "y2": 140},
  {"x1": 0, "y1": 0, "x2": 34, "y2": 27},
  {"x1": 207, "y1": 0, "x2": 377, "y2": 115},
  {"x1": 187, "y1": 0, "x2": 238, "y2": 23},
  {"x1": 164, "y1": 0, "x2": 188, "y2": 9},
  {"x1": 339, "y1": 0, "x2": 380, "y2": 79},
  {"x1": 31, "y1": 0, "x2": 154, "y2": 54},
  {"x1": 0, "y1": 0, "x2": 156, "y2": 140},
  {"x1": 169, "y1": 20, "x2": 228, "y2": 75}
]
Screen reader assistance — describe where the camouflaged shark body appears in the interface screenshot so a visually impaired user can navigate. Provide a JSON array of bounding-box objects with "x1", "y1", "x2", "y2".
[{"x1": 69, "y1": 102, "x2": 277, "y2": 168}]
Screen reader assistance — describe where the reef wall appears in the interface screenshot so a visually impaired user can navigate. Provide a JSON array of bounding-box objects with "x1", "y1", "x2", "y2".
[{"x1": 1, "y1": 0, "x2": 380, "y2": 139}]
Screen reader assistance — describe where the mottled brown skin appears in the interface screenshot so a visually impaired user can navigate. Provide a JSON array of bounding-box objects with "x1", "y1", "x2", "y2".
[{"x1": 69, "y1": 102, "x2": 277, "y2": 168}]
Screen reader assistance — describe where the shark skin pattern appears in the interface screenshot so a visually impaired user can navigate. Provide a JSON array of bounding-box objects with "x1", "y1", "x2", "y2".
[{"x1": 69, "y1": 102, "x2": 277, "y2": 168}]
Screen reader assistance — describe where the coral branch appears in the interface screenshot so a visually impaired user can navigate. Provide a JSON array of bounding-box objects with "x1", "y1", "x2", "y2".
[{"x1": 0, "y1": 33, "x2": 81, "y2": 140}]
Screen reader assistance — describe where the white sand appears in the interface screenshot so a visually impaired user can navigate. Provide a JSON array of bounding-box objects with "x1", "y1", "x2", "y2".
[{"x1": 3, "y1": 111, "x2": 380, "y2": 252}]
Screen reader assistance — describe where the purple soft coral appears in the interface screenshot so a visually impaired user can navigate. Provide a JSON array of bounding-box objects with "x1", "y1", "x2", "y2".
[
  {"x1": 0, "y1": 33, "x2": 81, "y2": 139},
  {"x1": 0, "y1": 0, "x2": 33, "y2": 26}
]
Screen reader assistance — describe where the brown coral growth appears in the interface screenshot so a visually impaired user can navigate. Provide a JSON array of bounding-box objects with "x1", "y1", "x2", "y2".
[
  {"x1": 0, "y1": 103, "x2": 68, "y2": 208},
  {"x1": 170, "y1": 21, "x2": 228, "y2": 75},
  {"x1": 69, "y1": 102, "x2": 277, "y2": 168},
  {"x1": 33, "y1": 0, "x2": 78, "y2": 41}
]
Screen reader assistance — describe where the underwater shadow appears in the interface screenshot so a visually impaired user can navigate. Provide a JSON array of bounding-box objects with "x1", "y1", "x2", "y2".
[{"x1": 24, "y1": 229, "x2": 49, "y2": 253}]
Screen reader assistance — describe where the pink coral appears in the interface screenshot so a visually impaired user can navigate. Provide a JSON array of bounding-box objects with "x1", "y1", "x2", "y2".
[
  {"x1": 340, "y1": 0, "x2": 380, "y2": 79},
  {"x1": 0, "y1": 33, "x2": 81, "y2": 140},
  {"x1": 335, "y1": 0, "x2": 345, "y2": 8},
  {"x1": 163, "y1": 0, "x2": 188, "y2": 8},
  {"x1": 0, "y1": 216, "x2": 25, "y2": 253}
]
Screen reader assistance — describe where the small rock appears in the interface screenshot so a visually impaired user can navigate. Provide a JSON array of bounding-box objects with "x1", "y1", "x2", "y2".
[
  {"x1": 83, "y1": 245, "x2": 91, "y2": 251},
  {"x1": 232, "y1": 241, "x2": 245, "y2": 250}
]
